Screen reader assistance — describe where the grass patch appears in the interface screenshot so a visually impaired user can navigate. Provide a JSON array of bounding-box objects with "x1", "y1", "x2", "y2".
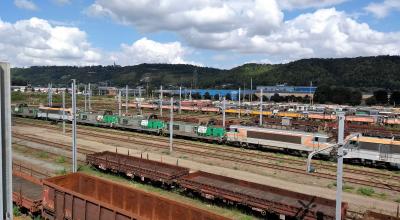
[
  {"x1": 56, "y1": 168, "x2": 67, "y2": 175},
  {"x1": 395, "y1": 198, "x2": 400, "y2": 203},
  {"x1": 55, "y1": 156, "x2": 66, "y2": 163},
  {"x1": 357, "y1": 187, "x2": 375, "y2": 197},
  {"x1": 343, "y1": 184, "x2": 355, "y2": 192},
  {"x1": 13, "y1": 205, "x2": 21, "y2": 217},
  {"x1": 37, "y1": 151, "x2": 49, "y2": 158}
]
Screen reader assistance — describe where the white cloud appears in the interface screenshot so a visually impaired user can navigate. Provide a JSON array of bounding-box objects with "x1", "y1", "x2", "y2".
[
  {"x1": 109, "y1": 37, "x2": 197, "y2": 66},
  {"x1": 278, "y1": 0, "x2": 348, "y2": 10},
  {"x1": 86, "y1": 1, "x2": 400, "y2": 62},
  {"x1": 0, "y1": 17, "x2": 102, "y2": 66},
  {"x1": 365, "y1": 0, "x2": 400, "y2": 18},
  {"x1": 86, "y1": 0, "x2": 283, "y2": 34},
  {"x1": 14, "y1": 0, "x2": 37, "y2": 11}
]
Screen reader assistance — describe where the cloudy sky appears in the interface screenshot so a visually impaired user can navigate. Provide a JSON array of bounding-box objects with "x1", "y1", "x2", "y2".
[{"x1": 1, "y1": 0, "x2": 399, "y2": 68}]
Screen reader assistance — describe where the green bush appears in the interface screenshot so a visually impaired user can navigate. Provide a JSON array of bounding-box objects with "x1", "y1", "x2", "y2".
[
  {"x1": 357, "y1": 187, "x2": 375, "y2": 196},
  {"x1": 55, "y1": 156, "x2": 66, "y2": 163},
  {"x1": 13, "y1": 205, "x2": 21, "y2": 216}
]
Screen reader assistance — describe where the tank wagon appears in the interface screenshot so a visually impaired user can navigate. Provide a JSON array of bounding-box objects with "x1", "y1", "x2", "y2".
[
  {"x1": 42, "y1": 173, "x2": 229, "y2": 220},
  {"x1": 87, "y1": 151, "x2": 189, "y2": 186},
  {"x1": 87, "y1": 151, "x2": 347, "y2": 219}
]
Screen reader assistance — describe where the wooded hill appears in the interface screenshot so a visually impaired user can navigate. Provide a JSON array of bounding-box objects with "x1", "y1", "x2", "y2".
[{"x1": 11, "y1": 56, "x2": 400, "y2": 90}]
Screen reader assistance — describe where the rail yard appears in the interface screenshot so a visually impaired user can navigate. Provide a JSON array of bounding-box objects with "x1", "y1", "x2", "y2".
[{"x1": 6, "y1": 87, "x2": 400, "y2": 220}]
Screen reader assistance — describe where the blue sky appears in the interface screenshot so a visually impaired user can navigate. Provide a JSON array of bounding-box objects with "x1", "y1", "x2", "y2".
[{"x1": 1, "y1": 0, "x2": 399, "y2": 68}]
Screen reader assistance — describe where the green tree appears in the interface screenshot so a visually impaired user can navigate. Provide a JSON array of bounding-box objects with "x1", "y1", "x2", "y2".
[
  {"x1": 270, "y1": 93, "x2": 281, "y2": 102},
  {"x1": 225, "y1": 93, "x2": 232, "y2": 100},
  {"x1": 373, "y1": 90, "x2": 388, "y2": 104},
  {"x1": 204, "y1": 92, "x2": 211, "y2": 99},
  {"x1": 213, "y1": 94, "x2": 220, "y2": 100},
  {"x1": 390, "y1": 91, "x2": 400, "y2": 106},
  {"x1": 365, "y1": 96, "x2": 377, "y2": 106},
  {"x1": 314, "y1": 85, "x2": 332, "y2": 104}
]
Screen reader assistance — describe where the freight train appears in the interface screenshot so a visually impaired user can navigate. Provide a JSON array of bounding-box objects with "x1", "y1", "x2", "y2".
[
  {"x1": 11, "y1": 104, "x2": 400, "y2": 168},
  {"x1": 135, "y1": 101, "x2": 400, "y2": 126},
  {"x1": 86, "y1": 151, "x2": 345, "y2": 220}
]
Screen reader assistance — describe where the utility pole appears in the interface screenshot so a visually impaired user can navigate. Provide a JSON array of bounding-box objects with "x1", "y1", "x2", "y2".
[
  {"x1": 62, "y1": 90, "x2": 66, "y2": 134},
  {"x1": 259, "y1": 88, "x2": 263, "y2": 126},
  {"x1": 48, "y1": 83, "x2": 53, "y2": 107},
  {"x1": 310, "y1": 81, "x2": 313, "y2": 106},
  {"x1": 125, "y1": 85, "x2": 129, "y2": 114},
  {"x1": 1, "y1": 62, "x2": 13, "y2": 220},
  {"x1": 336, "y1": 112, "x2": 345, "y2": 220},
  {"x1": 71, "y1": 79, "x2": 77, "y2": 173},
  {"x1": 250, "y1": 78, "x2": 253, "y2": 102},
  {"x1": 238, "y1": 87, "x2": 241, "y2": 119},
  {"x1": 160, "y1": 85, "x2": 163, "y2": 117},
  {"x1": 222, "y1": 96, "x2": 226, "y2": 127},
  {"x1": 88, "y1": 83, "x2": 92, "y2": 111},
  {"x1": 118, "y1": 90, "x2": 122, "y2": 117},
  {"x1": 139, "y1": 87, "x2": 142, "y2": 115},
  {"x1": 179, "y1": 86, "x2": 182, "y2": 114},
  {"x1": 84, "y1": 85, "x2": 87, "y2": 112},
  {"x1": 169, "y1": 97, "x2": 173, "y2": 153}
]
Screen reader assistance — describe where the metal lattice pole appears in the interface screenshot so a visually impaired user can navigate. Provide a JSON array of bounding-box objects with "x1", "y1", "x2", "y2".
[
  {"x1": 0, "y1": 62, "x2": 13, "y2": 220},
  {"x1": 71, "y1": 79, "x2": 77, "y2": 173},
  {"x1": 118, "y1": 90, "x2": 122, "y2": 117}
]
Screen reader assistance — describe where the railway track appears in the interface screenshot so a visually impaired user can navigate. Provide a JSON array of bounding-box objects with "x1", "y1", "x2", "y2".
[
  {"x1": 14, "y1": 118, "x2": 400, "y2": 192},
  {"x1": 13, "y1": 133, "x2": 92, "y2": 164}
]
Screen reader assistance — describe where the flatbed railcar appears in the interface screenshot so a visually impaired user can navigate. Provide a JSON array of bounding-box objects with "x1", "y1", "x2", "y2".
[
  {"x1": 86, "y1": 151, "x2": 348, "y2": 220},
  {"x1": 87, "y1": 151, "x2": 189, "y2": 186},
  {"x1": 179, "y1": 171, "x2": 346, "y2": 220},
  {"x1": 12, "y1": 172, "x2": 42, "y2": 215}
]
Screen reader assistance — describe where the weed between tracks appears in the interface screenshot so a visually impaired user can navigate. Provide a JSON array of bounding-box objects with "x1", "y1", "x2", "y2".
[{"x1": 79, "y1": 165, "x2": 256, "y2": 220}]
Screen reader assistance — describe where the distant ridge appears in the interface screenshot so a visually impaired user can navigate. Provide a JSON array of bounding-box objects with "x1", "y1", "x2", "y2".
[{"x1": 11, "y1": 56, "x2": 400, "y2": 90}]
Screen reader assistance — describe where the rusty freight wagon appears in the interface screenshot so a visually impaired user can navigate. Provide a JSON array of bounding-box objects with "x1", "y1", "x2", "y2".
[
  {"x1": 42, "y1": 173, "x2": 230, "y2": 220},
  {"x1": 13, "y1": 172, "x2": 43, "y2": 214},
  {"x1": 179, "y1": 171, "x2": 347, "y2": 220},
  {"x1": 87, "y1": 151, "x2": 189, "y2": 186}
]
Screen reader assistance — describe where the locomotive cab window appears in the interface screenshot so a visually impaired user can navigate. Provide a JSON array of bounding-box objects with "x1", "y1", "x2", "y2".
[{"x1": 230, "y1": 128, "x2": 238, "y2": 132}]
